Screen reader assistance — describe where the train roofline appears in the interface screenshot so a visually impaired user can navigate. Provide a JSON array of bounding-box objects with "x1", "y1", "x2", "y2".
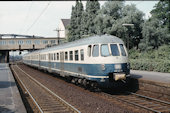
[{"x1": 23, "y1": 34, "x2": 124, "y2": 56}]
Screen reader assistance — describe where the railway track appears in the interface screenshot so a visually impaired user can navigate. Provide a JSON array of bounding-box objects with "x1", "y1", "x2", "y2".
[
  {"x1": 103, "y1": 91, "x2": 170, "y2": 113},
  {"x1": 11, "y1": 64, "x2": 81, "y2": 113}
]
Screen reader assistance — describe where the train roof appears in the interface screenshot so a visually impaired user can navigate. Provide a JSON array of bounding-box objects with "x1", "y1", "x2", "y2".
[{"x1": 25, "y1": 34, "x2": 124, "y2": 55}]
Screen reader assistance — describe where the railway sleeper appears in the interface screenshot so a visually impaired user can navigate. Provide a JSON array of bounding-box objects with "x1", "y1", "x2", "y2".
[
  {"x1": 42, "y1": 109, "x2": 69, "y2": 113},
  {"x1": 159, "y1": 108, "x2": 170, "y2": 112},
  {"x1": 146, "y1": 104, "x2": 160, "y2": 107},
  {"x1": 152, "y1": 106, "x2": 169, "y2": 110}
]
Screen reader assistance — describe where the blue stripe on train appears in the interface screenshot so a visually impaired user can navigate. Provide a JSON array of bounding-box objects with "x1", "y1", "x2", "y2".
[{"x1": 24, "y1": 60, "x2": 130, "y2": 77}]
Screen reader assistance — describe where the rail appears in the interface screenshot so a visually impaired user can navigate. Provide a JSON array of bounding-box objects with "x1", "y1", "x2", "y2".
[
  {"x1": 12, "y1": 64, "x2": 81, "y2": 113},
  {"x1": 103, "y1": 92, "x2": 170, "y2": 113},
  {"x1": 12, "y1": 66, "x2": 43, "y2": 113}
]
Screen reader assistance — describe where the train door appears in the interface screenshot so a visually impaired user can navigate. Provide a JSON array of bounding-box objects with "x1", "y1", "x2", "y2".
[
  {"x1": 38, "y1": 54, "x2": 40, "y2": 68},
  {"x1": 48, "y1": 53, "x2": 52, "y2": 72},
  {"x1": 60, "y1": 52, "x2": 64, "y2": 76}
]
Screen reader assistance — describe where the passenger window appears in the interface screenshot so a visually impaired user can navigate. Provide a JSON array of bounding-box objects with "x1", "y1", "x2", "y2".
[
  {"x1": 110, "y1": 44, "x2": 120, "y2": 56},
  {"x1": 51, "y1": 54, "x2": 53, "y2": 60},
  {"x1": 48, "y1": 54, "x2": 50, "y2": 60},
  {"x1": 88, "y1": 45, "x2": 91, "y2": 57},
  {"x1": 92, "y1": 45, "x2": 99, "y2": 57},
  {"x1": 57, "y1": 53, "x2": 59, "y2": 60},
  {"x1": 80, "y1": 49, "x2": 84, "y2": 61},
  {"x1": 101, "y1": 44, "x2": 110, "y2": 57},
  {"x1": 54, "y1": 53, "x2": 56, "y2": 60},
  {"x1": 65, "y1": 52, "x2": 68, "y2": 60},
  {"x1": 69, "y1": 51, "x2": 73, "y2": 61},
  {"x1": 119, "y1": 44, "x2": 126, "y2": 56},
  {"x1": 52, "y1": 54, "x2": 53, "y2": 60},
  {"x1": 75, "y1": 50, "x2": 79, "y2": 61}
]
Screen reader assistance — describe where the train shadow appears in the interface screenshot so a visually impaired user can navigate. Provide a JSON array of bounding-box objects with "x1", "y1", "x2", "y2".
[{"x1": 101, "y1": 77, "x2": 140, "y2": 95}]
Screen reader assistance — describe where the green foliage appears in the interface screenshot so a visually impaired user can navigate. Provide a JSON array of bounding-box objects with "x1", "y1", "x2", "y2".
[
  {"x1": 151, "y1": 0, "x2": 170, "y2": 29},
  {"x1": 67, "y1": 1, "x2": 84, "y2": 42},
  {"x1": 68, "y1": 0, "x2": 100, "y2": 42},
  {"x1": 95, "y1": 2, "x2": 144, "y2": 49},
  {"x1": 129, "y1": 45, "x2": 170, "y2": 73},
  {"x1": 141, "y1": 17, "x2": 169, "y2": 50},
  {"x1": 85, "y1": 0, "x2": 100, "y2": 35},
  {"x1": 140, "y1": 0, "x2": 170, "y2": 51}
]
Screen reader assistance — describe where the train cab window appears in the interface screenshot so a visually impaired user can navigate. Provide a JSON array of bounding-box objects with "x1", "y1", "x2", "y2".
[
  {"x1": 110, "y1": 44, "x2": 120, "y2": 56},
  {"x1": 80, "y1": 49, "x2": 84, "y2": 61},
  {"x1": 119, "y1": 44, "x2": 126, "y2": 56},
  {"x1": 57, "y1": 53, "x2": 59, "y2": 60},
  {"x1": 88, "y1": 45, "x2": 92, "y2": 57},
  {"x1": 75, "y1": 50, "x2": 79, "y2": 61},
  {"x1": 69, "y1": 51, "x2": 73, "y2": 61},
  {"x1": 101, "y1": 44, "x2": 110, "y2": 57},
  {"x1": 65, "y1": 52, "x2": 68, "y2": 60},
  {"x1": 92, "y1": 44, "x2": 99, "y2": 57}
]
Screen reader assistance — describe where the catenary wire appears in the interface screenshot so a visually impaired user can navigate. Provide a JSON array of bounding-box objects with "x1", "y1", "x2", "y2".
[
  {"x1": 19, "y1": 2, "x2": 33, "y2": 34},
  {"x1": 25, "y1": 2, "x2": 51, "y2": 34}
]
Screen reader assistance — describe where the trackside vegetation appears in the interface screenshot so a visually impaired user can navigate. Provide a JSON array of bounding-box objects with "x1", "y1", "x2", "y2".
[
  {"x1": 129, "y1": 45, "x2": 170, "y2": 73},
  {"x1": 67, "y1": 0, "x2": 170, "y2": 73}
]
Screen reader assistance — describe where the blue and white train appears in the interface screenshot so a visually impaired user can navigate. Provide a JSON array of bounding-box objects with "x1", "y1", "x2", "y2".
[{"x1": 23, "y1": 34, "x2": 130, "y2": 88}]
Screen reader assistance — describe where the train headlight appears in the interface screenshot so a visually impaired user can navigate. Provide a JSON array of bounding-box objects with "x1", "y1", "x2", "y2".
[
  {"x1": 101, "y1": 64, "x2": 105, "y2": 70},
  {"x1": 114, "y1": 64, "x2": 121, "y2": 70}
]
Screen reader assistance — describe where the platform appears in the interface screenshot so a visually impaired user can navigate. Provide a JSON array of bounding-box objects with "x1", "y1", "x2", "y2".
[
  {"x1": 130, "y1": 70, "x2": 170, "y2": 84},
  {"x1": 0, "y1": 63, "x2": 26, "y2": 113}
]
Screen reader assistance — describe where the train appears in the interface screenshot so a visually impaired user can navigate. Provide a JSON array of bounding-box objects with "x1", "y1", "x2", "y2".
[{"x1": 23, "y1": 34, "x2": 130, "y2": 88}]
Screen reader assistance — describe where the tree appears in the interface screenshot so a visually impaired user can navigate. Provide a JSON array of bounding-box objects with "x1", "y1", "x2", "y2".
[
  {"x1": 140, "y1": 18, "x2": 169, "y2": 50},
  {"x1": 85, "y1": 0, "x2": 100, "y2": 35},
  {"x1": 119, "y1": 4, "x2": 144, "y2": 49},
  {"x1": 67, "y1": 1, "x2": 84, "y2": 42},
  {"x1": 95, "y1": 1, "x2": 124, "y2": 35},
  {"x1": 67, "y1": 6, "x2": 77, "y2": 42},
  {"x1": 140, "y1": 1, "x2": 170, "y2": 50},
  {"x1": 151, "y1": 0, "x2": 170, "y2": 30},
  {"x1": 95, "y1": 2, "x2": 144, "y2": 49}
]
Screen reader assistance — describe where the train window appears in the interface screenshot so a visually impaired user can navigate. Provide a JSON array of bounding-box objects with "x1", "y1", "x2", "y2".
[
  {"x1": 65, "y1": 52, "x2": 68, "y2": 60},
  {"x1": 88, "y1": 45, "x2": 91, "y2": 57},
  {"x1": 119, "y1": 44, "x2": 126, "y2": 56},
  {"x1": 54, "y1": 53, "x2": 56, "y2": 60},
  {"x1": 69, "y1": 51, "x2": 73, "y2": 61},
  {"x1": 49, "y1": 54, "x2": 52, "y2": 60},
  {"x1": 92, "y1": 45, "x2": 99, "y2": 57},
  {"x1": 101, "y1": 44, "x2": 110, "y2": 57},
  {"x1": 48, "y1": 54, "x2": 50, "y2": 60},
  {"x1": 75, "y1": 50, "x2": 79, "y2": 61},
  {"x1": 57, "y1": 53, "x2": 59, "y2": 60},
  {"x1": 110, "y1": 44, "x2": 120, "y2": 56},
  {"x1": 51, "y1": 54, "x2": 53, "y2": 60},
  {"x1": 80, "y1": 49, "x2": 84, "y2": 61}
]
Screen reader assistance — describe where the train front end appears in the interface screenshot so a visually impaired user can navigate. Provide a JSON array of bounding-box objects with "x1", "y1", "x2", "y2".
[{"x1": 94, "y1": 43, "x2": 130, "y2": 88}]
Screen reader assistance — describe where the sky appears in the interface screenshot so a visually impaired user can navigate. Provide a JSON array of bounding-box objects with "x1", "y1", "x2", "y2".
[{"x1": 0, "y1": 1, "x2": 158, "y2": 38}]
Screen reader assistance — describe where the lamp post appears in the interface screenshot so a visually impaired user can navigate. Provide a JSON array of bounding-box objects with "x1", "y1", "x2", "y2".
[{"x1": 122, "y1": 23, "x2": 134, "y2": 51}]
